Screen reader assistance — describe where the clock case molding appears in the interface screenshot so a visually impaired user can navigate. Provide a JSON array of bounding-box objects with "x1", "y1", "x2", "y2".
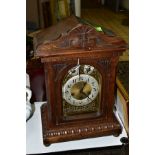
[{"x1": 34, "y1": 16, "x2": 127, "y2": 145}]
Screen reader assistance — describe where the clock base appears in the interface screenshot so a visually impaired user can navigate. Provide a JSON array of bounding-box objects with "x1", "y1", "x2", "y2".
[{"x1": 41, "y1": 104, "x2": 122, "y2": 145}]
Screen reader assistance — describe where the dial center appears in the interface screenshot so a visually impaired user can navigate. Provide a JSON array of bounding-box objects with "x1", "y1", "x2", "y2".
[{"x1": 71, "y1": 81, "x2": 92, "y2": 100}]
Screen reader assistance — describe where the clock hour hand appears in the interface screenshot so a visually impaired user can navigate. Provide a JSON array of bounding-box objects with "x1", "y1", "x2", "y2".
[{"x1": 79, "y1": 82, "x2": 87, "y2": 93}]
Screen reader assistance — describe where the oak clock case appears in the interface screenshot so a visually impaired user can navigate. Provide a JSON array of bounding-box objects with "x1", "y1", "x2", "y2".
[{"x1": 34, "y1": 16, "x2": 127, "y2": 145}]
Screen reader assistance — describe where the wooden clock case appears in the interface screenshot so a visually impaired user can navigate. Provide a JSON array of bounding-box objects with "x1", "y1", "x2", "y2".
[{"x1": 34, "y1": 16, "x2": 127, "y2": 145}]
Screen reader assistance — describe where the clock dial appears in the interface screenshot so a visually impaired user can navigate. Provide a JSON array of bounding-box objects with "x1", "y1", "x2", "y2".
[
  {"x1": 62, "y1": 64, "x2": 102, "y2": 117},
  {"x1": 63, "y1": 74, "x2": 99, "y2": 106}
]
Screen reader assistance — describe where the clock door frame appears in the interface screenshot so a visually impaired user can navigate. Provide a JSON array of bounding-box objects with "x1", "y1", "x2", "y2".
[{"x1": 56, "y1": 58, "x2": 106, "y2": 123}]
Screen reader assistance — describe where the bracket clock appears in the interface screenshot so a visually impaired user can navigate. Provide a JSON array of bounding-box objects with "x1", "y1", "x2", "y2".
[{"x1": 34, "y1": 16, "x2": 127, "y2": 145}]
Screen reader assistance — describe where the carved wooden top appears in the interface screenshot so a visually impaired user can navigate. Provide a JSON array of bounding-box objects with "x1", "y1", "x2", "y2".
[{"x1": 34, "y1": 16, "x2": 127, "y2": 58}]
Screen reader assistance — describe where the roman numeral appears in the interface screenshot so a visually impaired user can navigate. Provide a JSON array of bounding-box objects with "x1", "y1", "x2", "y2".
[
  {"x1": 68, "y1": 84, "x2": 71, "y2": 88},
  {"x1": 91, "y1": 82, "x2": 95, "y2": 86},
  {"x1": 65, "y1": 90, "x2": 69, "y2": 94},
  {"x1": 93, "y1": 88, "x2": 96, "y2": 91},
  {"x1": 73, "y1": 79, "x2": 76, "y2": 83},
  {"x1": 79, "y1": 77, "x2": 84, "y2": 81},
  {"x1": 87, "y1": 78, "x2": 89, "y2": 82},
  {"x1": 68, "y1": 96, "x2": 71, "y2": 100}
]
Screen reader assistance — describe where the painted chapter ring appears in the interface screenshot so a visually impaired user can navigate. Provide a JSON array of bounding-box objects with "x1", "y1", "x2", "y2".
[{"x1": 63, "y1": 74, "x2": 99, "y2": 106}]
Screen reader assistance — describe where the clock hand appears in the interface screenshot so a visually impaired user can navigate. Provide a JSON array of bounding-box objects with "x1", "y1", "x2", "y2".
[
  {"x1": 78, "y1": 66, "x2": 80, "y2": 81},
  {"x1": 77, "y1": 82, "x2": 87, "y2": 97},
  {"x1": 81, "y1": 91, "x2": 92, "y2": 101},
  {"x1": 79, "y1": 82, "x2": 92, "y2": 101},
  {"x1": 79, "y1": 82, "x2": 87, "y2": 93}
]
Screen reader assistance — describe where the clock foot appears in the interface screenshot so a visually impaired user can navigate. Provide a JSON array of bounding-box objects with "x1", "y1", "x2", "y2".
[
  {"x1": 120, "y1": 137, "x2": 129, "y2": 145},
  {"x1": 44, "y1": 142, "x2": 51, "y2": 147},
  {"x1": 112, "y1": 133, "x2": 120, "y2": 137},
  {"x1": 41, "y1": 103, "x2": 122, "y2": 144}
]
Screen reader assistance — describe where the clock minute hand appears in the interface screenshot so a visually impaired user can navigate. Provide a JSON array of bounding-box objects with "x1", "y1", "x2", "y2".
[
  {"x1": 78, "y1": 82, "x2": 91, "y2": 100},
  {"x1": 81, "y1": 91, "x2": 92, "y2": 101},
  {"x1": 78, "y1": 65, "x2": 80, "y2": 81}
]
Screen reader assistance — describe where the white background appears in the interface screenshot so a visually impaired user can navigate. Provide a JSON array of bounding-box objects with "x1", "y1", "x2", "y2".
[{"x1": 0, "y1": 0, "x2": 155, "y2": 154}]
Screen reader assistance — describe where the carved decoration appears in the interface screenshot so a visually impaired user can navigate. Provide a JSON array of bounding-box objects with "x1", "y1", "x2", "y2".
[
  {"x1": 53, "y1": 64, "x2": 67, "y2": 81},
  {"x1": 36, "y1": 24, "x2": 127, "y2": 55},
  {"x1": 44, "y1": 123, "x2": 119, "y2": 138},
  {"x1": 41, "y1": 103, "x2": 121, "y2": 142},
  {"x1": 98, "y1": 59, "x2": 111, "y2": 71}
]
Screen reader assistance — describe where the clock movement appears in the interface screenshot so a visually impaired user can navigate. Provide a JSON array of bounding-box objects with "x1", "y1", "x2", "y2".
[{"x1": 34, "y1": 16, "x2": 127, "y2": 145}]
